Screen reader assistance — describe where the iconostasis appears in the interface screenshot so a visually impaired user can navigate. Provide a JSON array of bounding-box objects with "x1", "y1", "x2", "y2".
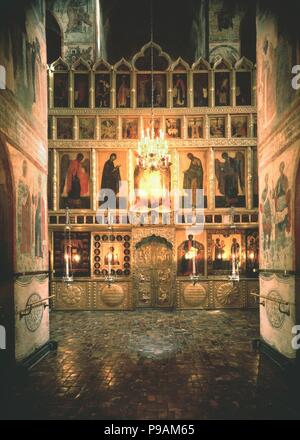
[{"x1": 48, "y1": 43, "x2": 258, "y2": 311}]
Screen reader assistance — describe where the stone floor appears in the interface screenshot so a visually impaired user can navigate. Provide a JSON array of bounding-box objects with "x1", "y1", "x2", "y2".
[{"x1": 1, "y1": 310, "x2": 300, "y2": 420}]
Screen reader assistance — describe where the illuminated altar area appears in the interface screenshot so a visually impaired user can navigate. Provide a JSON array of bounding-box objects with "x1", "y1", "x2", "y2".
[{"x1": 48, "y1": 42, "x2": 259, "y2": 311}]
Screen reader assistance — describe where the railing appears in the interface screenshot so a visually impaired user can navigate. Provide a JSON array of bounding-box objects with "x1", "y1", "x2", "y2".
[
  {"x1": 19, "y1": 295, "x2": 55, "y2": 319},
  {"x1": 250, "y1": 291, "x2": 294, "y2": 316}
]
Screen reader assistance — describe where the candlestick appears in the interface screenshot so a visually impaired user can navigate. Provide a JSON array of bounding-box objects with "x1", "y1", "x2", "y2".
[{"x1": 232, "y1": 254, "x2": 236, "y2": 276}]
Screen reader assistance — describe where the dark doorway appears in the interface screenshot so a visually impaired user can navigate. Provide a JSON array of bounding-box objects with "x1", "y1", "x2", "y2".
[{"x1": 46, "y1": 10, "x2": 62, "y2": 64}]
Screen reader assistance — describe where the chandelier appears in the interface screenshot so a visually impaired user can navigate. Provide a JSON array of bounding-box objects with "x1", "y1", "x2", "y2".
[
  {"x1": 136, "y1": 0, "x2": 169, "y2": 172},
  {"x1": 137, "y1": 128, "x2": 169, "y2": 171}
]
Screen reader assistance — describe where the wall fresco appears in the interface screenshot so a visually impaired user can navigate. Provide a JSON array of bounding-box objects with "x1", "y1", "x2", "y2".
[
  {"x1": 259, "y1": 147, "x2": 297, "y2": 271},
  {"x1": 7, "y1": 144, "x2": 48, "y2": 274}
]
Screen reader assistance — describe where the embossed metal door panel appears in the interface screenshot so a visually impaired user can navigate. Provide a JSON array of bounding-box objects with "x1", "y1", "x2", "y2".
[{"x1": 135, "y1": 241, "x2": 174, "y2": 308}]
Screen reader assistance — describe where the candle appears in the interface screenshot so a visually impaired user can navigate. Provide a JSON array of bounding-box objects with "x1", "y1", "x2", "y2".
[
  {"x1": 65, "y1": 252, "x2": 69, "y2": 278},
  {"x1": 107, "y1": 251, "x2": 112, "y2": 276},
  {"x1": 192, "y1": 252, "x2": 196, "y2": 276}
]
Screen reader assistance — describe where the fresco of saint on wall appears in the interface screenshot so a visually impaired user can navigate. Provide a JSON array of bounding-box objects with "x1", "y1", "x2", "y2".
[
  {"x1": 18, "y1": 160, "x2": 32, "y2": 256},
  {"x1": 260, "y1": 161, "x2": 292, "y2": 269},
  {"x1": 16, "y1": 157, "x2": 47, "y2": 272}
]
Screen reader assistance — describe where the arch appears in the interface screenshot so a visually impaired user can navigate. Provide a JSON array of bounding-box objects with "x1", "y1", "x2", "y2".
[
  {"x1": 235, "y1": 57, "x2": 254, "y2": 71},
  {"x1": 46, "y1": 9, "x2": 63, "y2": 65},
  {"x1": 71, "y1": 58, "x2": 91, "y2": 71},
  {"x1": 132, "y1": 42, "x2": 171, "y2": 71},
  {"x1": 170, "y1": 57, "x2": 190, "y2": 72},
  {"x1": 295, "y1": 160, "x2": 300, "y2": 273},
  {"x1": 135, "y1": 234, "x2": 173, "y2": 250},
  {"x1": 213, "y1": 57, "x2": 233, "y2": 70},
  {"x1": 192, "y1": 57, "x2": 211, "y2": 71},
  {"x1": 114, "y1": 58, "x2": 133, "y2": 72},
  {"x1": 0, "y1": 136, "x2": 15, "y2": 367},
  {"x1": 93, "y1": 59, "x2": 112, "y2": 72},
  {"x1": 50, "y1": 57, "x2": 69, "y2": 72}
]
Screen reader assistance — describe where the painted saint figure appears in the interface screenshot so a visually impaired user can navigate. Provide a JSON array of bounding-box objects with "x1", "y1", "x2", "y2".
[
  {"x1": 95, "y1": 76, "x2": 110, "y2": 107},
  {"x1": 215, "y1": 73, "x2": 230, "y2": 106},
  {"x1": 104, "y1": 246, "x2": 120, "y2": 266},
  {"x1": 173, "y1": 75, "x2": 186, "y2": 107},
  {"x1": 183, "y1": 153, "x2": 203, "y2": 207},
  {"x1": 215, "y1": 152, "x2": 245, "y2": 207},
  {"x1": 213, "y1": 237, "x2": 225, "y2": 270},
  {"x1": 117, "y1": 76, "x2": 130, "y2": 108},
  {"x1": 101, "y1": 153, "x2": 121, "y2": 196},
  {"x1": 260, "y1": 173, "x2": 272, "y2": 250},
  {"x1": 61, "y1": 153, "x2": 90, "y2": 208},
  {"x1": 272, "y1": 161, "x2": 291, "y2": 248},
  {"x1": 231, "y1": 237, "x2": 240, "y2": 260},
  {"x1": 177, "y1": 235, "x2": 204, "y2": 276},
  {"x1": 18, "y1": 160, "x2": 31, "y2": 255},
  {"x1": 34, "y1": 175, "x2": 45, "y2": 258}
]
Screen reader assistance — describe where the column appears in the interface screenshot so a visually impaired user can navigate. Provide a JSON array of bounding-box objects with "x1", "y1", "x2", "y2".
[
  {"x1": 90, "y1": 71, "x2": 95, "y2": 109},
  {"x1": 111, "y1": 71, "x2": 116, "y2": 109},
  {"x1": 69, "y1": 71, "x2": 74, "y2": 109},
  {"x1": 209, "y1": 70, "x2": 214, "y2": 107},
  {"x1": 208, "y1": 147, "x2": 215, "y2": 210},
  {"x1": 53, "y1": 149, "x2": 58, "y2": 211},
  {"x1": 131, "y1": 71, "x2": 136, "y2": 109},
  {"x1": 92, "y1": 149, "x2": 97, "y2": 211},
  {"x1": 231, "y1": 70, "x2": 236, "y2": 107},
  {"x1": 49, "y1": 71, "x2": 54, "y2": 109},
  {"x1": 247, "y1": 146, "x2": 253, "y2": 209}
]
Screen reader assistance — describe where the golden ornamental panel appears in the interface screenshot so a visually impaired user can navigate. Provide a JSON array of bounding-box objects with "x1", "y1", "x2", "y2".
[
  {"x1": 52, "y1": 282, "x2": 90, "y2": 310},
  {"x1": 95, "y1": 282, "x2": 131, "y2": 310},
  {"x1": 214, "y1": 281, "x2": 242, "y2": 308},
  {"x1": 247, "y1": 280, "x2": 259, "y2": 308},
  {"x1": 177, "y1": 281, "x2": 209, "y2": 309}
]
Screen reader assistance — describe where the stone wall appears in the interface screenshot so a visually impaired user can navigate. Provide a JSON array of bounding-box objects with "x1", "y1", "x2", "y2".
[
  {"x1": 47, "y1": 0, "x2": 97, "y2": 64},
  {"x1": 256, "y1": 0, "x2": 300, "y2": 360},
  {"x1": 0, "y1": 0, "x2": 49, "y2": 362}
]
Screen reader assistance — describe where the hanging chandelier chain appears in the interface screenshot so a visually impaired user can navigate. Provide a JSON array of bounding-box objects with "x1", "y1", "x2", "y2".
[
  {"x1": 150, "y1": 0, "x2": 154, "y2": 135},
  {"x1": 136, "y1": 0, "x2": 169, "y2": 172}
]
